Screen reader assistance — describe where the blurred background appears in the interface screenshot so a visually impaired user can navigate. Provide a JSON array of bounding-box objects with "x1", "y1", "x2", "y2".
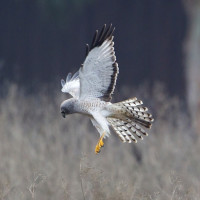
[
  {"x1": 0, "y1": 0, "x2": 187, "y2": 94},
  {"x1": 0, "y1": 0, "x2": 200, "y2": 199}
]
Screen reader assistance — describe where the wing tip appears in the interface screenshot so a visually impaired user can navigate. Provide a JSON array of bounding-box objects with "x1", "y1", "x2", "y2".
[{"x1": 85, "y1": 23, "x2": 115, "y2": 57}]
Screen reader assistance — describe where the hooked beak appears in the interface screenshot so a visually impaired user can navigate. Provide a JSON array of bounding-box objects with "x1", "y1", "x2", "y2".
[{"x1": 61, "y1": 111, "x2": 66, "y2": 118}]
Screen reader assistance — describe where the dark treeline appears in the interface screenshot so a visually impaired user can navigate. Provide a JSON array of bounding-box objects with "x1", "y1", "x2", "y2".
[{"x1": 0, "y1": 0, "x2": 186, "y2": 96}]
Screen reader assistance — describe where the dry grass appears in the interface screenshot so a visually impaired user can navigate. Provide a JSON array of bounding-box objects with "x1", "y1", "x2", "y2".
[{"x1": 0, "y1": 84, "x2": 199, "y2": 199}]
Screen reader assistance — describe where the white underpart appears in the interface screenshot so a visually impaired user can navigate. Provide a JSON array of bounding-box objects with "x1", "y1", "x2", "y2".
[{"x1": 90, "y1": 111, "x2": 110, "y2": 138}]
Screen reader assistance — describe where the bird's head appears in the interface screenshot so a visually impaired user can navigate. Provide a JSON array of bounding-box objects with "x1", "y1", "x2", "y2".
[{"x1": 60, "y1": 98, "x2": 75, "y2": 118}]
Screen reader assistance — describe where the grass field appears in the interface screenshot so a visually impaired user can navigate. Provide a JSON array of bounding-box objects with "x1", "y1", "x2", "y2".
[{"x1": 0, "y1": 84, "x2": 199, "y2": 200}]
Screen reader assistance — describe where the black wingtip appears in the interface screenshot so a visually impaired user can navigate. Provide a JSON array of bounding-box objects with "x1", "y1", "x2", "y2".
[
  {"x1": 109, "y1": 27, "x2": 115, "y2": 39},
  {"x1": 97, "y1": 24, "x2": 106, "y2": 43},
  {"x1": 85, "y1": 24, "x2": 115, "y2": 57},
  {"x1": 85, "y1": 44, "x2": 90, "y2": 57},
  {"x1": 91, "y1": 30, "x2": 98, "y2": 49}
]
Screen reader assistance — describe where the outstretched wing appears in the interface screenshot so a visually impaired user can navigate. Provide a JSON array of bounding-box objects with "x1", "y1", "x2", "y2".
[
  {"x1": 61, "y1": 71, "x2": 80, "y2": 98},
  {"x1": 79, "y1": 24, "x2": 119, "y2": 102}
]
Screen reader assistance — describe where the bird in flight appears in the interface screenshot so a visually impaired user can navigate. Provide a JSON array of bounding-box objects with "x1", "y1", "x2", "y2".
[{"x1": 60, "y1": 24, "x2": 154, "y2": 154}]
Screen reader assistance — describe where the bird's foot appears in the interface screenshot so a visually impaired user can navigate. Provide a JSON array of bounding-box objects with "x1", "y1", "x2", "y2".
[{"x1": 95, "y1": 133, "x2": 105, "y2": 154}]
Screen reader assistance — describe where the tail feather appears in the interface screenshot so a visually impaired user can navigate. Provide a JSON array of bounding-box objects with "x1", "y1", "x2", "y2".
[
  {"x1": 108, "y1": 118, "x2": 137, "y2": 143},
  {"x1": 126, "y1": 118, "x2": 148, "y2": 136},
  {"x1": 133, "y1": 117, "x2": 152, "y2": 128},
  {"x1": 108, "y1": 97, "x2": 154, "y2": 143},
  {"x1": 131, "y1": 106, "x2": 148, "y2": 112},
  {"x1": 133, "y1": 111, "x2": 152, "y2": 118},
  {"x1": 119, "y1": 97, "x2": 154, "y2": 127}
]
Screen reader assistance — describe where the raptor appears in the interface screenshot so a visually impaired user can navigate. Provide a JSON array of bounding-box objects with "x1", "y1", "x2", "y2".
[{"x1": 60, "y1": 24, "x2": 154, "y2": 154}]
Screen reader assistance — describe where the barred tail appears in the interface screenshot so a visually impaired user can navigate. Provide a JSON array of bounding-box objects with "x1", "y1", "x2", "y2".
[{"x1": 108, "y1": 97, "x2": 154, "y2": 143}]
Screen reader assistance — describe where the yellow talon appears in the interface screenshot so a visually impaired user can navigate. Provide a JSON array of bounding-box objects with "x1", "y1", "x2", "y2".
[
  {"x1": 95, "y1": 145, "x2": 100, "y2": 154},
  {"x1": 99, "y1": 138, "x2": 104, "y2": 147},
  {"x1": 95, "y1": 133, "x2": 105, "y2": 154}
]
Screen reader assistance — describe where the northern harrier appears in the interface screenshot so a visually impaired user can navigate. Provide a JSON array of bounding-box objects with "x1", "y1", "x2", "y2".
[{"x1": 60, "y1": 24, "x2": 154, "y2": 153}]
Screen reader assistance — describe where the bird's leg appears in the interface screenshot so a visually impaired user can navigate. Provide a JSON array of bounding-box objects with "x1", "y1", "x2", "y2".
[{"x1": 95, "y1": 132, "x2": 105, "y2": 154}]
